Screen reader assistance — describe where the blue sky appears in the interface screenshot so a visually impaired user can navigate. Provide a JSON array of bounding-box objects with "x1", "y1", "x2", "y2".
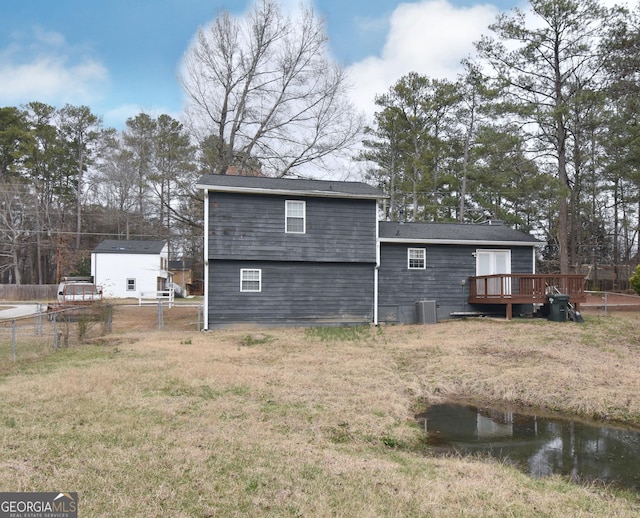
[{"x1": 0, "y1": 0, "x2": 528, "y2": 129}]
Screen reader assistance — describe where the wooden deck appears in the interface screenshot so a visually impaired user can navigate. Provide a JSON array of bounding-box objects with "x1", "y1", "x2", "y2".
[{"x1": 468, "y1": 274, "x2": 587, "y2": 319}]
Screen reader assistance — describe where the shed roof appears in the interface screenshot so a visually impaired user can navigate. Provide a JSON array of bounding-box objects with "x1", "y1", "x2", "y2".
[
  {"x1": 197, "y1": 174, "x2": 385, "y2": 200},
  {"x1": 93, "y1": 239, "x2": 167, "y2": 254},
  {"x1": 379, "y1": 221, "x2": 543, "y2": 247}
]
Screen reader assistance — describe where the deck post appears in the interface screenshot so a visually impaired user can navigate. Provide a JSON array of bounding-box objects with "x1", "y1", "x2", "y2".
[{"x1": 506, "y1": 303, "x2": 512, "y2": 320}]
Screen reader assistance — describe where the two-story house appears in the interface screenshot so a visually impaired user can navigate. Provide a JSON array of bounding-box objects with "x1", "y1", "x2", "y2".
[
  {"x1": 199, "y1": 175, "x2": 584, "y2": 328},
  {"x1": 91, "y1": 239, "x2": 170, "y2": 299},
  {"x1": 197, "y1": 175, "x2": 384, "y2": 328}
]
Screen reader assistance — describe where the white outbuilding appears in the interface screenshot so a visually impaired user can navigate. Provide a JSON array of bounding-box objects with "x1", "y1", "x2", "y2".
[{"x1": 91, "y1": 240, "x2": 170, "y2": 299}]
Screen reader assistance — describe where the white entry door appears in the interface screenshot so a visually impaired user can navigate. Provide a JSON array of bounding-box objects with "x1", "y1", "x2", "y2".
[{"x1": 476, "y1": 250, "x2": 511, "y2": 295}]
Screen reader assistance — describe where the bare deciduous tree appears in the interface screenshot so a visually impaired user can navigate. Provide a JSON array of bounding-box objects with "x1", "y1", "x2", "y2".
[
  {"x1": 180, "y1": 0, "x2": 363, "y2": 178},
  {"x1": 0, "y1": 181, "x2": 36, "y2": 284}
]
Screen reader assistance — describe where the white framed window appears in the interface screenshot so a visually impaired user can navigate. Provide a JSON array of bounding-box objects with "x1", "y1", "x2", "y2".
[
  {"x1": 408, "y1": 248, "x2": 426, "y2": 269},
  {"x1": 126, "y1": 278, "x2": 136, "y2": 291},
  {"x1": 240, "y1": 269, "x2": 262, "y2": 292},
  {"x1": 285, "y1": 200, "x2": 306, "y2": 233}
]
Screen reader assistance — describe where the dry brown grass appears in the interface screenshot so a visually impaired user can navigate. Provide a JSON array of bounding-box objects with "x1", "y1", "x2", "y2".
[{"x1": 1, "y1": 307, "x2": 640, "y2": 516}]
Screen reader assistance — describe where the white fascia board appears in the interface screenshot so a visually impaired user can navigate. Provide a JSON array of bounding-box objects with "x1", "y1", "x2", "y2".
[
  {"x1": 379, "y1": 237, "x2": 546, "y2": 247},
  {"x1": 196, "y1": 184, "x2": 385, "y2": 200}
]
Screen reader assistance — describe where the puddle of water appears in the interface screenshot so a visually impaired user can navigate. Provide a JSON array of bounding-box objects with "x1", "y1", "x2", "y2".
[{"x1": 417, "y1": 403, "x2": 640, "y2": 491}]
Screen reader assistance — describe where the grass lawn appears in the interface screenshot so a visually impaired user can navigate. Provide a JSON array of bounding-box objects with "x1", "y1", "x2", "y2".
[{"x1": 1, "y1": 307, "x2": 640, "y2": 516}]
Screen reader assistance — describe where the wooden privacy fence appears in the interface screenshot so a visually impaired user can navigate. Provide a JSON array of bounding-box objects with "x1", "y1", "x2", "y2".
[{"x1": 0, "y1": 284, "x2": 57, "y2": 301}]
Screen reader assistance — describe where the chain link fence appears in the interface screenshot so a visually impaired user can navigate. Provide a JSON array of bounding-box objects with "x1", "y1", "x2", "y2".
[
  {"x1": 0, "y1": 305, "x2": 113, "y2": 363},
  {"x1": 0, "y1": 302, "x2": 204, "y2": 365}
]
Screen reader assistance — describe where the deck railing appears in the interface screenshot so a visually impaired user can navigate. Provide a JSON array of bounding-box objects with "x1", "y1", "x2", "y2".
[{"x1": 469, "y1": 274, "x2": 586, "y2": 305}]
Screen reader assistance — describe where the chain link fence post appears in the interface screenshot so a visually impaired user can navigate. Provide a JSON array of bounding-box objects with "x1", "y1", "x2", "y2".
[
  {"x1": 35, "y1": 304, "x2": 43, "y2": 336},
  {"x1": 157, "y1": 301, "x2": 164, "y2": 329},
  {"x1": 11, "y1": 319, "x2": 16, "y2": 362},
  {"x1": 53, "y1": 315, "x2": 59, "y2": 349}
]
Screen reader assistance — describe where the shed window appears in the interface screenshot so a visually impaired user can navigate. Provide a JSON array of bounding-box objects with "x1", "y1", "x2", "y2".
[
  {"x1": 126, "y1": 278, "x2": 136, "y2": 291},
  {"x1": 240, "y1": 269, "x2": 262, "y2": 292},
  {"x1": 285, "y1": 200, "x2": 306, "y2": 233},
  {"x1": 408, "y1": 248, "x2": 426, "y2": 269}
]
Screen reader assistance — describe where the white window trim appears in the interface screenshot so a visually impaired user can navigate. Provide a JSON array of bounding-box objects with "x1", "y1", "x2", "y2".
[
  {"x1": 240, "y1": 268, "x2": 262, "y2": 292},
  {"x1": 126, "y1": 278, "x2": 136, "y2": 291},
  {"x1": 285, "y1": 200, "x2": 306, "y2": 234},
  {"x1": 408, "y1": 248, "x2": 426, "y2": 270}
]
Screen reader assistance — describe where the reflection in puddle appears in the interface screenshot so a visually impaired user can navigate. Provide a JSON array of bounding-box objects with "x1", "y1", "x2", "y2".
[{"x1": 417, "y1": 404, "x2": 640, "y2": 491}]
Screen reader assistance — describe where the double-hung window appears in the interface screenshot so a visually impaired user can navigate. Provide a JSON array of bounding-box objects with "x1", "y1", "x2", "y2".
[
  {"x1": 126, "y1": 278, "x2": 136, "y2": 291},
  {"x1": 285, "y1": 200, "x2": 306, "y2": 233},
  {"x1": 408, "y1": 248, "x2": 426, "y2": 270},
  {"x1": 240, "y1": 269, "x2": 262, "y2": 292}
]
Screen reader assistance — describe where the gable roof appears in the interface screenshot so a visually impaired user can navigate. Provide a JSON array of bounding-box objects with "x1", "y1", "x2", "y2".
[
  {"x1": 379, "y1": 221, "x2": 543, "y2": 247},
  {"x1": 93, "y1": 239, "x2": 167, "y2": 254},
  {"x1": 197, "y1": 174, "x2": 385, "y2": 200}
]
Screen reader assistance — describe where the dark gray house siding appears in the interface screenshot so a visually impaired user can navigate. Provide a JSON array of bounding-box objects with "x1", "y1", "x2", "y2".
[
  {"x1": 208, "y1": 261, "x2": 374, "y2": 325},
  {"x1": 378, "y1": 222, "x2": 542, "y2": 323},
  {"x1": 208, "y1": 193, "x2": 377, "y2": 263},
  {"x1": 199, "y1": 176, "x2": 544, "y2": 327},
  {"x1": 378, "y1": 244, "x2": 536, "y2": 322},
  {"x1": 198, "y1": 175, "x2": 383, "y2": 328}
]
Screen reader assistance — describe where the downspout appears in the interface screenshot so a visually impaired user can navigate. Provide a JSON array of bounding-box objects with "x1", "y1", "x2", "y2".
[
  {"x1": 203, "y1": 187, "x2": 210, "y2": 331},
  {"x1": 374, "y1": 211, "x2": 380, "y2": 326}
]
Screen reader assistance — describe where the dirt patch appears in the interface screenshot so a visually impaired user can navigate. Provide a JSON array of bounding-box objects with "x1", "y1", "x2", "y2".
[{"x1": 110, "y1": 303, "x2": 202, "y2": 333}]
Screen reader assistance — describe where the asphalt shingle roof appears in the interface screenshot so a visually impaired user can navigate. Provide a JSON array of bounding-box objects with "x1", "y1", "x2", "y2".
[
  {"x1": 379, "y1": 221, "x2": 542, "y2": 245},
  {"x1": 197, "y1": 174, "x2": 385, "y2": 199},
  {"x1": 93, "y1": 240, "x2": 167, "y2": 254}
]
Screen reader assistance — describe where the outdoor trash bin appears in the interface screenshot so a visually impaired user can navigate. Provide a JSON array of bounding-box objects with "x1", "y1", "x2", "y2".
[{"x1": 547, "y1": 294, "x2": 570, "y2": 322}]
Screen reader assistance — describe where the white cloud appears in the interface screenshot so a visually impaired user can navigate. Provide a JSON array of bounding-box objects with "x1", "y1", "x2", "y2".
[
  {"x1": 0, "y1": 28, "x2": 108, "y2": 107},
  {"x1": 101, "y1": 104, "x2": 146, "y2": 129},
  {"x1": 346, "y1": 0, "x2": 500, "y2": 119},
  {"x1": 347, "y1": 0, "x2": 631, "y2": 119},
  {"x1": 32, "y1": 26, "x2": 66, "y2": 48}
]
